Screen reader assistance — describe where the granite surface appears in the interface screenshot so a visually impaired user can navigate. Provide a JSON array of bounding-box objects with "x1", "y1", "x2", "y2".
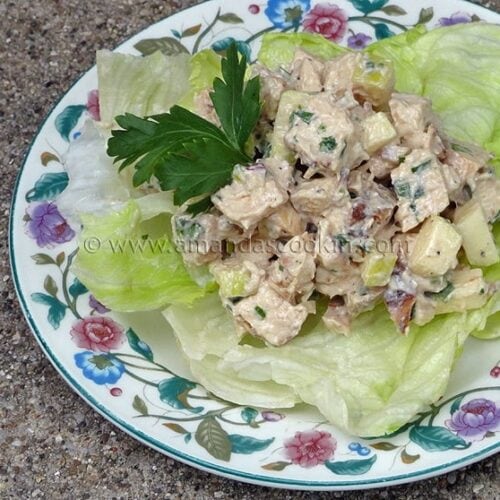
[{"x1": 1, "y1": 0, "x2": 499, "y2": 498}]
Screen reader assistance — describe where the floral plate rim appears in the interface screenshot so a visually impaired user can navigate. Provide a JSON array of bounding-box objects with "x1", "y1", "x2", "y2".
[{"x1": 9, "y1": 0, "x2": 500, "y2": 490}]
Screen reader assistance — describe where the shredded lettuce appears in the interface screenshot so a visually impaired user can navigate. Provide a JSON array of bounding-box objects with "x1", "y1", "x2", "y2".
[
  {"x1": 258, "y1": 32, "x2": 348, "y2": 70},
  {"x1": 97, "y1": 50, "x2": 191, "y2": 126},
  {"x1": 73, "y1": 201, "x2": 206, "y2": 311}
]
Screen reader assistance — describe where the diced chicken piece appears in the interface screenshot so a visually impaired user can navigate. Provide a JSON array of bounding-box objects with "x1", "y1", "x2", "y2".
[
  {"x1": 402, "y1": 125, "x2": 445, "y2": 155},
  {"x1": 269, "y1": 234, "x2": 316, "y2": 299},
  {"x1": 263, "y1": 157, "x2": 294, "y2": 191},
  {"x1": 414, "y1": 273, "x2": 448, "y2": 294},
  {"x1": 193, "y1": 89, "x2": 220, "y2": 126},
  {"x1": 411, "y1": 272, "x2": 448, "y2": 326},
  {"x1": 391, "y1": 150, "x2": 449, "y2": 232},
  {"x1": 372, "y1": 222, "x2": 398, "y2": 253},
  {"x1": 174, "y1": 213, "x2": 242, "y2": 265},
  {"x1": 315, "y1": 204, "x2": 353, "y2": 269},
  {"x1": 284, "y1": 94, "x2": 368, "y2": 173},
  {"x1": 210, "y1": 258, "x2": 265, "y2": 299},
  {"x1": 473, "y1": 176, "x2": 500, "y2": 222},
  {"x1": 253, "y1": 64, "x2": 288, "y2": 120},
  {"x1": 366, "y1": 156, "x2": 394, "y2": 179},
  {"x1": 434, "y1": 268, "x2": 490, "y2": 314},
  {"x1": 412, "y1": 295, "x2": 437, "y2": 326},
  {"x1": 233, "y1": 282, "x2": 308, "y2": 346},
  {"x1": 323, "y1": 52, "x2": 362, "y2": 97},
  {"x1": 345, "y1": 285, "x2": 384, "y2": 316},
  {"x1": 348, "y1": 166, "x2": 371, "y2": 196},
  {"x1": 290, "y1": 50, "x2": 324, "y2": 93},
  {"x1": 290, "y1": 177, "x2": 341, "y2": 215},
  {"x1": 234, "y1": 238, "x2": 277, "y2": 269},
  {"x1": 441, "y1": 149, "x2": 484, "y2": 202},
  {"x1": 258, "y1": 203, "x2": 304, "y2": 240},
  {"x1": 389, "y1": 93, "x2": 433, "y2": 137},
  {"x1": 212, "y1": 165, "x2": 288, "y2": 230},
  {"x1": 315, "y1": 265, "x2": 362, "y2": 297},
  {"x1": 323, "y1": 296, "x2": 351, "y2": 335},
  {"x1": 380, "y1": 144, "x2": 410, "y2": 164},
  {"x1": 350, "y1": 182, "x2": 396, "y2": 237}
]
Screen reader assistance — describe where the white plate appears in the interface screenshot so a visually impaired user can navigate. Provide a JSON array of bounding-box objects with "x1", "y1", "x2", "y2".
[{"x1": 9, "y1": 0, "x2": 500, "y2": 490}]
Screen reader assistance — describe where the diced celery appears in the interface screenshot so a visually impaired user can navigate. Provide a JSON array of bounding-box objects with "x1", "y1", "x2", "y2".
[
  {"x1": 361, "y1": 252, "x2": 397, "y2": 287},
  {"x1": 211, "y1": 267, "x2": 250, "y2": 298}
]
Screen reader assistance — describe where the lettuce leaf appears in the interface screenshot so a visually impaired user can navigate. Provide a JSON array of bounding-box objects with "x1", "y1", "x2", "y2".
[
  {"x1": 190, "y1": 356, "x2": 298, "y2": 408},
  {"x1": 165, "y1": 293, "x2": 499, "y2": 436},
  {"x1": 258, "y1": 32, "x2": 348, "y2": 70},
  {"x1": 368, "y1": 23, "x2": 500, "y2": 169},
  {"x1": 73, "y1": 201, "x2": 206, "y2": 311},
  {"x1": 57, "y1": 121, "x2": 131, "y2": 225},
  {"x1": 97, "y1": 50, "x2": 191, "y2": 126},
  {"x1": 179, "y1": 50, "x2": 222, "y2": 110}
]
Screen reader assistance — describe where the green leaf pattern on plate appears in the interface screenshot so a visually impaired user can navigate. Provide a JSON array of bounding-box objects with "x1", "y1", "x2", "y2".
[{"x1": 19, "y1": 0, "x2": 500, "y2": 480}]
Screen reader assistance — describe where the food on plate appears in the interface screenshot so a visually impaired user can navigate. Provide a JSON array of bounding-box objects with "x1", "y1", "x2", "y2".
[{"x1": 58, "y1": 23, "x2": 500, "y2": 436}]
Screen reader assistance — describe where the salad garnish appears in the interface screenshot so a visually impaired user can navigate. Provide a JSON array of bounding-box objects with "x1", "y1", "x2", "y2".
[
  {"x1": 107, "y1": 44, "x2": 260, "y2": 213},
  {"x1": 57, "y1": 25, "x2": 500, "y2": 437}
]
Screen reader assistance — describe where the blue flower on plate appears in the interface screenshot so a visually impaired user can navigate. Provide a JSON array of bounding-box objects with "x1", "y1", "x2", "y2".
[
  {"x1": 439, "y1": 11, "x2": 473, "y2": 26},
  {"x1": 212, "y1": 37, "x2": 251, "y2": 60},
  {"x1": 74, "y1": 351, "x2": 125, "y2": 385},
  {"x1": 348, "y1": 441, "x2": 371, "y2": 456},
  {"x1": 265, "y1": 0, "x2": 311, "y2": 29}
]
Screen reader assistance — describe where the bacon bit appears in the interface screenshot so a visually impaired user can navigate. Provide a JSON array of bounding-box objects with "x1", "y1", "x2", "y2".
[
  {"x1": 350, "y1": 200, "x2": 367, "y2": 224},
  {"x1": 384, "y1": 288, "x2": 416, "y2": 334}
]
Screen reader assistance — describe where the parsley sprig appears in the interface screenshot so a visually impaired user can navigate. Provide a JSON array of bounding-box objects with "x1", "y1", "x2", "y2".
[{"x1": 107, "y1": 44, "x2": 261, "y2": 213}]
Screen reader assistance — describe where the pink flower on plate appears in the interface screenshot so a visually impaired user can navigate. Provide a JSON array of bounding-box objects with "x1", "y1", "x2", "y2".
[
  {"x1": 303, "y1": 3, "x2": 348, "y2": 43},
  {"x1": 71, "y1": 316, "x2": 124, "y2": 352},
  {"x1": 284, "y1": 430, "x2": 337, "y2": 467},
  {"x1": 87, "y1": 89, "x2": 100, "y2": 121}
]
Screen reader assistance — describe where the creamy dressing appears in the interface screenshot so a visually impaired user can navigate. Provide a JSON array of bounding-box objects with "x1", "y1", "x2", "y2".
[{"x1": 173, "y1": 48, "x2": 499, "y2": 345}]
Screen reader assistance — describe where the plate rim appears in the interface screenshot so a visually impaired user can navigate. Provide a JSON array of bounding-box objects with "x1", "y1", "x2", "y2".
[{"x1": 8, "y1": 0, "x2": 500, "y2": 490}]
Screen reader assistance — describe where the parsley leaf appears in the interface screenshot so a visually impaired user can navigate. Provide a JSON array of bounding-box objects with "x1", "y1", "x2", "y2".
[
  {"x1": 156, "y1": 138, "x2": 248, "y2": 206},
  {"x1": 107, "y1": 43, "x2": 261, "y2": 213},
  {"x1": 210, "y1": 45, "x2": 261, "y2": 151}
]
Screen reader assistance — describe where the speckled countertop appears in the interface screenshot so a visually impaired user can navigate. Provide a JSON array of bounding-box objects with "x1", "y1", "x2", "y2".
[{"x1": 1, "y1": 0, "x2": 499, "y2": 498}]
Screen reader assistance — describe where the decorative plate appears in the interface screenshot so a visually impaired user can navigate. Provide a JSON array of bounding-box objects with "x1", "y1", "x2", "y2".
[{"x1": 9, "y1": 0, "x2": 500, "y2": 490}]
